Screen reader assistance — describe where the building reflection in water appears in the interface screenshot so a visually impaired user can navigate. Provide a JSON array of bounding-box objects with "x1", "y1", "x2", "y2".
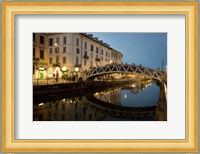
[
  {"x1": 33, "y1": 97, "x2": 105, "y2": 121},
  {"x1": 94, "y1": 80, "x2": 158, "y2": 108},
  {"x1": 33, "y1": 80, "x2": 167, "y2": 121}
]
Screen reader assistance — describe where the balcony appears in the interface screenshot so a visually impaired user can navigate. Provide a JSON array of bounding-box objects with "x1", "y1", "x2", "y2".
[
  {"x1": 83, "y1": 54, "x2": 89, "y2": 59},
  {"x1": 95, "y1": 57, "x2": 100, "y2": 62},
  {"x1": 74, "y1": 64, "x2": 82, "y2": 67},
  {"x1": 52, "y1": 63, "x2": 61, "y2": 67},
  {"x1": 33, "y1": 57, "x2": 40, "y2": 62}
]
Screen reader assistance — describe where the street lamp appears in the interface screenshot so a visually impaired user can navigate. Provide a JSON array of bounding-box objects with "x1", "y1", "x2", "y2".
[
  {"x1": 74, "y1": 67, "x2": 80, "y2": 82},
  {"x1": 75, "y1": 67, "x2": 79, "y2": 72}
]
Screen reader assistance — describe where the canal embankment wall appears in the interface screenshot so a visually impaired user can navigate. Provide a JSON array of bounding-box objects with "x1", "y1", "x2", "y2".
[{"x1": 33, "y1": 81, "x2": 132, "y2": 96}]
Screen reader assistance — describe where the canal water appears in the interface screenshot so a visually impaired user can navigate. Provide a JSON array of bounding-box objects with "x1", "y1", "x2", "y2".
[{"x1": 33, "y1": 80, "x2": 166, "y2": 121}]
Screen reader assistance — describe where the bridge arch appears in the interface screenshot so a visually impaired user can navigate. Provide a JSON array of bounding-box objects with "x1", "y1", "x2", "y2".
[{"x1": 86, "y1": 64, "x2": 164, "y2": 83}]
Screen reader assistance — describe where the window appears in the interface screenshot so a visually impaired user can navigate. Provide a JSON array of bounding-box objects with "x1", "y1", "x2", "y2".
[
  {"x1": 49, "y1": 57, "x2": 52, "y2": 64},
  {"x1": 63, "y1": 36, "x2": 66, "y2": 44},
  {"x1": 90, "y1": 53, "x2": 93, "y2": 58},
  {"x1": 101, "y1": 49, "x2": 103, "y2": 55},
  {"x1": 56, "y1": 56, "x2": 59, "y2": 64},
  {"x1": 96, "y1": 47, "x2": 99, "y2": 53},
  {"x1": 33, "y1": 48, "x2": 35, "y2": 57},
  {"x1": 119, "y1": 55, "x2": 121, "y2": 60},
  {"x1": 63, "y1": 57, "x2": 66, "y2": 64},
  {"x1": 49, "y1": 48, "x2": 52, "y2": 54},
  {"x1": 55, "y1": 47, "x2": 59, "y2": 53},
  {"x1": 33, "y1": 33, "x2": 35, "y2": 42},
  {"x1": 76, "y1": 48, "x2": 80, "y2": 54},
  {"x1": 90, "y1": 61, "x2": 93, "y2": 67},
  {"x1": 56, "y1": 38, "x2": 59, "y2": 45},
  {"x1": 76, "y1": 38, "x2": 79, "y2": 46},
  {"x1": 91, "y1": 45, "x2": 93, "y2": 51},
  {"x1": 84, "y1": 42, "x2": 87, "y2": 49},
  {"x1": 106, "y1": 51, "x2": 107, "y2": 56},
  {"x1": 40, "y1": 50, "x2": 44, "y2": 59},
  {"x1": 63, "y1": 47, "x2": 66, "y2": 53},
  {"x1": 111, "y1": 51, "x2": 113, "y2": 57},
  {"x1": 108, "y1": 53, "x2": 110, "y2": 57},
  {"x1": 40, "y1": 36, "x2": 44, "y2": 44},
  {"x1": 84, "y1": 59, "x2": 87, "y2": 66},
  {"x1": 49, "y1": 38, "x2": 53, "y2": 46},
  {"x1": 76, "y1": 56, "x2": 79, "y2": 65}
]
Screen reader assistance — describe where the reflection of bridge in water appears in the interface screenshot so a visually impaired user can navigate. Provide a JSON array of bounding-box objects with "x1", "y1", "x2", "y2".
[
  {"x1": 83, "y1": 84, "x2": 166, "y2": 121},
  {"x1": 33, "y1": 81, "x2": 167, "y2": 121}
]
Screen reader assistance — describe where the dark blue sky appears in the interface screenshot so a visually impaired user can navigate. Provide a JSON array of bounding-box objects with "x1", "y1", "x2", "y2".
[{"x1": 90, "y1": 33, "x2": 167, "y2": 70}]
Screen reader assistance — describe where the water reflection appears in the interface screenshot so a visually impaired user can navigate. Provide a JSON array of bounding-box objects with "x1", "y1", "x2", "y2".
[
  {"x1": 33, "y1": 80, "x2": 167, "y2": 121},
  {"x1": 94, "y1": 81, "x2": 160, "y2": 108}
]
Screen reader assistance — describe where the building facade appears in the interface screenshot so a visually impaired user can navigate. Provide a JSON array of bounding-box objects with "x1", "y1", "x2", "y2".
[
  {"x1": 33, "y1": 33, "x2": 49, "y2": 79},
  {"x1": 33, "y1": 33, "x2": 123, "y2": 80}
]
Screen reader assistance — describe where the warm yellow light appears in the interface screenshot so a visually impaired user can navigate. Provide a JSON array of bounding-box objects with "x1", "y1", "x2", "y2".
[
  {"x1": 62, "y1": 66, "x2": 67, "y2": 71},
  {"x1": 38, "y1": 67, "x2": 44, "y2": 70},
  {"x1": 38, "y1": 103, "x2": 44, "y2": 106},
  {"x1": 110, "y1": 60, "x2": 113, "y2": 64},
  {"x1": 55, "y1": 67, "x2": 60, "y2": 71},
  {"x1": 54, "y1": 42, "x2": 58, "y2": 46},
  {"x1": 75, "y1": 67, "x2": 79, "y2": 72}
]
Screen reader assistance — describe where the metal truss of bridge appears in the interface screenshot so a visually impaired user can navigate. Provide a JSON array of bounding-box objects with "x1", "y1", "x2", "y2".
[{"x1": 86, "y1": 63, "x2": 164, "y2": 82}]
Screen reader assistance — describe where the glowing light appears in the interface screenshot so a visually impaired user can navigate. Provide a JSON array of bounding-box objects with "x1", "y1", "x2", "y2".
[
  {"x1": 75, "y1": 67, "x2": 79, "y2": 72},
  {"x1": 38, "y1": 103, "x2": 44, "y2": 106},
  {"x1": 124, "y1": 94, "x2": 127, "y2": 98},
  {"x1": 62, "y1": 67, "x2": 67, "y2": 71},
  {"x1": 54, "y1": 42, "x2": 58, "y2": 46},
  {"x1": 63, "y1": 99, "x2": 65, "y2": 102},
  {"x1": 110, "y1": 60, "x2": 113, "y2": 64},
  {"x1": 132, "y1": 84, "x2": 136, "y2": 88},
  {"x1": 38, "y1": 67, "x2": 44, "y2": 70},
  {"x1": 55, "y1": 67, "x2": 60, "y2": 71}
]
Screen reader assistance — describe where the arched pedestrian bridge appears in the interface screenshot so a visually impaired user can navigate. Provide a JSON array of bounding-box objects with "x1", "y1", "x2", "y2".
[{"x1": 86, "y1": 63, "x2": 165, "y2": 83}]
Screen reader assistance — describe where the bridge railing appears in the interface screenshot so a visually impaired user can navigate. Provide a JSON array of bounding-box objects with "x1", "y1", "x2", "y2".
[{"x1": 86, "y1": 63, "x2": 165, "y2": 83}]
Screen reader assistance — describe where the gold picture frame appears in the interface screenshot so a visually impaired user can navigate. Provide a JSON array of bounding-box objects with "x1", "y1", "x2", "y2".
[{"x1": 2, "y1": 2, "x2": 198, "y2": 152}]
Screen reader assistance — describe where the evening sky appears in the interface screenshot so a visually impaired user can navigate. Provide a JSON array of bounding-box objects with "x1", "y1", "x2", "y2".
[{"x1": 90, "y1": 33, "x2": 167, "y2": 71}]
